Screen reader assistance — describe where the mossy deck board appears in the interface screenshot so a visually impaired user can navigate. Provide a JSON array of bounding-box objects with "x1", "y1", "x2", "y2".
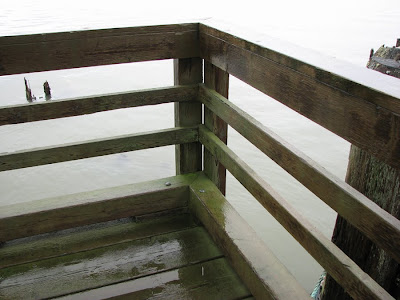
[
  {"x1": 58, "y1": 258, "x2": 250, "y2": 300},
  {"x1": 189, "y1": 173, "x2": 309, "y2": 300},
  {"x1": 0, "y1": 173, "x2": 198, "y2": 242},
  {"x1": 0, "y1": 221, "x2": 228, "y2": 299},
  {"x1": 0, "y1": 214, "x2": 196, "y2": 269}
]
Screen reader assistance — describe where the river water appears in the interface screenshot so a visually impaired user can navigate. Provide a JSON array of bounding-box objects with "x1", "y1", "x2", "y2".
[{"x1": 1, "y1": 0, "x2": 399, "y2": 293}]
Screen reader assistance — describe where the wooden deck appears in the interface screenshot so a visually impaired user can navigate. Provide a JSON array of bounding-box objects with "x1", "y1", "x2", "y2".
[
  {"x1": 0, "y1": 212, "x2": 251, "y2": 299},
  {"x1": 0, "y1": 22, "x2": 399, "y2": 299},
  {"x1": 0, "y1": 173, "x2": 306, "y2": 299}
]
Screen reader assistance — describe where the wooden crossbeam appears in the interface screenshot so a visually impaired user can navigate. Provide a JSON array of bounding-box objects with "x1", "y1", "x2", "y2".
[
  {"x1": 199, "y1": 24, "x2": 400, "y2": 169},
  {"x1": 198, "y1": 85, "x2": 400, "y2": 264},
  {"x1": 0, "y1": 173, "x2": 199, "y2": 242},
  {"x1": 0, "y1": 127, "x2": 198, "y2": 171},
  {"x1": 0, "y1": 23, "x2": 199, "y2": 75},
  {"x1": 0, "y1": 85, "x2": 197, "y2": 125},
  {"x1": 199, "y1": 125, "x2": 393, "y2": 300}
]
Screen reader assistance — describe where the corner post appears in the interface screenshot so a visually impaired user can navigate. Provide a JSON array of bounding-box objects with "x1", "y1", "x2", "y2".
[
  {"x1": 174, "y1": 58, "x2": 203, "y2": 175},
  {"x1": 204, "y1": 61, "x2": 229, "y2": 194}
]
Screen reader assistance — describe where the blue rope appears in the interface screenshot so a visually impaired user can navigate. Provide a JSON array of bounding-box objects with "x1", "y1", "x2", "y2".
[{"x1": 310, "y1": 271, "x2": 326, "y2": 300}]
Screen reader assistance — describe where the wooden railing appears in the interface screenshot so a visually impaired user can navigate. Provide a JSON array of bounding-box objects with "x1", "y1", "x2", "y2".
[{"x1": 0, "y1": 22, "x2": 399, "y2": 300}]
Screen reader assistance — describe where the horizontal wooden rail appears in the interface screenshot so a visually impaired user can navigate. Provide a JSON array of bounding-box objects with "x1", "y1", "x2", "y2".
[
  {"x1": 199, "y1": 125, "x2": 393, "y2": 300},
  {"x1": 0, "y1": 173, "x2": 199, "y2": 242},
  {"x1": 0, "y1": 85, "x2": 198, "y2": 125},
  {"x1": 199, "y1": 24, "x2": 400, "y2": 169},
  {"x1": 189, "y1": 173, "x2": 310, "y2": 300},
  {"x1": 0, "y1": 127, "x2": 198, "y2": 171},
  {"x1": 0, "y1": 23, "x2": 199, "y2": 75},
  {"x1": 198, "y1": 85, "x2": 400, "y2": 264}
]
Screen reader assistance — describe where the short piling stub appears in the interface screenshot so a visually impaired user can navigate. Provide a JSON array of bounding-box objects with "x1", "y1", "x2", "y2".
[{"x1": 43, "y1": 81, "x2": 51, "y2": 100}]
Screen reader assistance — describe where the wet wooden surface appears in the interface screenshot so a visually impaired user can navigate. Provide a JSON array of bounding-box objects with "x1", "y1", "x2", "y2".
[
  {"x1": 173, "y1": 58, "x2": 203, "y2": 175},
  {"x1": 198, "y1": 84, "x2": 400, "y2": 264},
  {"x1": 204, "y1": 61, "x2": 229, "y2": 195},
  {"x1": 189, "y1": 173, "x2": 309, "y2": 300},
  {"x1": 0, "y1": 126, "x2": 198, "y2": 172},
  {"x1": 0, "y1": 213, "x2": 251, "y2": 300},
  {"x1": 199, "y1": 23, "x2": 400, "y2": 170},
  {"x1": 199, "y1": 125, "x2": 393, "y2": 300},
  {"x1": 0, "y1": 85, "x2": 198, "y2": 125},
  {"x1": 0, "y1": 173, "x2": 198, "y2": 242},
  {"x1": 0, "y1": 23, "x2": 199, "y2": 75}
]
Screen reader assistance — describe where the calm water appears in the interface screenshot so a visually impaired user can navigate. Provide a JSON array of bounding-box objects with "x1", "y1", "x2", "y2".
[{"x1": 1, "y1": 0, "x2": 399, "y2": 293}]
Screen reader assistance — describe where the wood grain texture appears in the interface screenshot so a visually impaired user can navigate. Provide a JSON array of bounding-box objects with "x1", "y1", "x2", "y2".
[
  {"x1": 0, "y1": 172, "x2": 199, "y2": 242},
  {"x1": 323, "y1": 45, "x2": 400, "y2": 300},
  {"x1": 199, "y1": 125, "x2": 393, "y2": 300},
  {"x1": 204, "y1": 61, "x2": 229, "y2": 195},
  {"x1": 59, "y1": 258, "x2": 250, "y2": 300},
  {"x1": 198, "y1": 85, "x2": 400, "y2": 264},
  {"x1": 199, "y1": 23, "x2": 400, "y2": 114},
  {"x1": 0, "y1": 85, "x2": 197, "y2": 125},
  {"x1": 174, "y1": 58, "x2": 202, "y2": 174},
  {"x1": 0, "y1": 23, "x2": 199, "y2": 75},
  {"x1": 0, "y1": 127, "x2": 198, "y2": 171},
  {"x1": 199, "y1": 25, "x2": 400, "y2": 169},
  {"x1": 189, "y1": 173, "x2": 309, "y2": 300},
  {"x1": 0, "y1": 214, "x2": 197, "y2": 269},
  {"x1": 0, "y1": 226, "x2": 223, "y2": 299}
]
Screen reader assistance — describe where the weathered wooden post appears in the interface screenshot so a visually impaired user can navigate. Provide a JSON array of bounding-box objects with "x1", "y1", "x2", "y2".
[
  {"x1": 322, "y1": 42, "x2": 400, "y2": 300},
  {"x1": 174, "y1": 58, "x2": 203, "y2": 174},
  {"x1": 204, "y1": 61, "x2": 229, "y2": 194}
]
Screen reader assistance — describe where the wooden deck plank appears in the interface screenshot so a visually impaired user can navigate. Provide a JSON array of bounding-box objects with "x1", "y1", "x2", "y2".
[
  {"x1": 189, "y1": 173, "x2": 309, "y2": 300},
  {"x1": 0, "y1": 173, "x2": 199, "y2": 242},
  {"x1": 199, "y1": 126, "x2": 393, "y2": 300},
  {"x1": 57, "y1": 258, "x2": 250, "y2": 300},
  {"x1": 198, "y1": 85, "x2": 400, "y2": 264},
  {"x1": 0, "y1": 126, "x2": 198, "y2": 171},
  {"x1": 0, "y1": 226, "x2": 223, "y2": 299},
  {"x1": 0, "y1": 23, "x2": 199, "y2": 75},
  {"x1": 0, "y1": 85, "x2": 198, "y2": 125},
  {"x1": 0, "y1": 214, "x2": 196, "y2": 269}
]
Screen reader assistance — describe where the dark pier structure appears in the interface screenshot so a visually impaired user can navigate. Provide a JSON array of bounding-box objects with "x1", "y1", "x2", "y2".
[{"x1": 0, "y1": 23, "x2": 399, "y2": 299}]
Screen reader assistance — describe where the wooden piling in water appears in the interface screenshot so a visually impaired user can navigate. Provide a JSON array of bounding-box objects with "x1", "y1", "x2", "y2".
[{"x1": 322, "y1": 40, "x2": 400, "y2": 300}]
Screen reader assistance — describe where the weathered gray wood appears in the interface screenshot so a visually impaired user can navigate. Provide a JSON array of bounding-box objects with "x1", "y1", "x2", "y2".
[
  {"x1": 323, "y1": 43, "x2": 400, "y2": 300},
  {"x1": 189, "y1": 173, "x2": 309, "y2": 300},
  {"x1": 0, "y1": 226, "x2": 223, "y2": 299},
  {"x1": 0, "y1": 127, "x2": 198, "y2": 171},
  {"x1": 199, "y1": 125, "x2": 393, "y2": 300},
  {"x1": 199, "y1": 24, "x2": 400, "y2": 169},
  {"x1": 199, "y1": 23, "x2": 400, "y2": 115},
  {"x1": 58, "y1": 258, "x2": 250, "y2": 300},
  {"x1": 0, "y1": 85, "x2": 197, "y2": 125},
  {"x1": 174, "y1": 58, "x2": 202, "y2": 174},
  {"x1": 204, "y1": 61, "x2": 229, "y2": 194},
  {"x1": 198, "y1": 85, "x2": 400, "y2": 264},
  {"x1": 0, "y1": 214, "x2": 196, "y2": 269},
  {"x1": 0, "y1": 173, "x2": 199, "y2": 242},
  {"x1": 0, "y1": 23, "x2": 199, "y2": 75}
]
